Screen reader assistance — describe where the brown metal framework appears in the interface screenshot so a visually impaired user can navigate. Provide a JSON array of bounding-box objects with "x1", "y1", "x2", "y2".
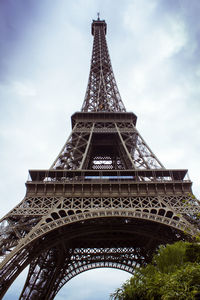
[
  {"x1": 0, "y1": 17, "x2": 199, "y2": 299},
  {"x1": 81, "y1": 19, "x2": 126, "y2": 112}
]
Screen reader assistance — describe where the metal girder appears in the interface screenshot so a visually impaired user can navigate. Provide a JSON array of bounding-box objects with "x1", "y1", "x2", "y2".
[
  {"x1": 51, "y1": 118, "x2": 164, "y2": 170},
  {"x1": 81, "y1": 19, "x2": 126, "y2": 112},
  {"x1": 0, "y1": 186, "x2": 199, "y2": 298},
  {"x1": 0, "y1": 217, "x2": 188, "y2": 299}
]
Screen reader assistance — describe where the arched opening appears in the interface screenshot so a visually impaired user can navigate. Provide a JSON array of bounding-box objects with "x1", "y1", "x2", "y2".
[
  {"x1": 1, "y1": 216, "x2": 188, "y2": 299},
  {"x1": 55, "y1": 268, "x2": 131, "y2": 300}
]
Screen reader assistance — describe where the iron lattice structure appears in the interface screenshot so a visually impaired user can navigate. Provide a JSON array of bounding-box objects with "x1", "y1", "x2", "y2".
[{"x1": 0, "y1": 18, "x2": 199, "y2": 299}]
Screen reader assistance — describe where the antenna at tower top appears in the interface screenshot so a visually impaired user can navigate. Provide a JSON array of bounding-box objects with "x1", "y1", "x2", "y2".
[{"x1": 97, "y1": 12, "x2": 100, "y2": 20}]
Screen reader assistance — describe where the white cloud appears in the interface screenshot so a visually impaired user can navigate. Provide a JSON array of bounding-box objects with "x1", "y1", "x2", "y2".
[
  {"x1": 12, "y1": 81, "x2": 37, "y2": 97},
  {"x1": 56, "y1": 269, "x2": 131, "y2": 300}
]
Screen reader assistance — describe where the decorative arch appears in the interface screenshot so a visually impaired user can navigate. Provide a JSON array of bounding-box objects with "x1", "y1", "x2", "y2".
[
  {"x1": 0, "y1": 214, "x2": 190, "y2": 299},
  {"x1": 17, "y1": 207, "x2": 195, "y2": 252},
  {"x1": 53, "y1": 262, "x2": 134, "y2": 298}
]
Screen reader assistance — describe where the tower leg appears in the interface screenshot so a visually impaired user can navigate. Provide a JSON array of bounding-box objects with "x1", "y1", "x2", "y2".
[{"x1": 19, "y1": 247, "x2": 66, "y2": 300}]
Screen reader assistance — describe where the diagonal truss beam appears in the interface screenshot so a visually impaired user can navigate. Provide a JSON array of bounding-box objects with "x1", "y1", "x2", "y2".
[{"x1": 81, "y1": 19, "x2": 126, "y2": 112}]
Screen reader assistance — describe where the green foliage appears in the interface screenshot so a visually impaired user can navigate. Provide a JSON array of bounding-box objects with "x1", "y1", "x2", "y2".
[
  {"x1": 152, "y1": 241, "x2": 187, "y2": 273},
  {"x1": 111, "y1": 242, "x2": 200, "y2": 300},
  {"x1": 185, "y1": 243, "x2": 200, "y2": 263}
]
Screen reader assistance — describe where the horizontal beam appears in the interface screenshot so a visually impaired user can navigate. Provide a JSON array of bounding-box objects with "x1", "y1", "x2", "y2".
[
  {"x1": 28, "y1": 169, "x2": 189, "y2": 181},
  {"x1": 71, "y1": 112, "x2": 137, "y2": 128}
]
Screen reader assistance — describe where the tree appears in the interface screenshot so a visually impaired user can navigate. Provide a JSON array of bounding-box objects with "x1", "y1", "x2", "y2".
[{"x1": 111, "y1": 242, "x2": 200, "y2": 300}]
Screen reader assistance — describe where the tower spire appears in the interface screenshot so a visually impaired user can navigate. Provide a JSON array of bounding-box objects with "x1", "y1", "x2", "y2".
[{"x1": 81, "y1": 18, "x2": 126, "y2": 112}]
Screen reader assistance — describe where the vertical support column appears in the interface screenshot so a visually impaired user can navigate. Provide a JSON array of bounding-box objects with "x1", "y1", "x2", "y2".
[
  {"x1": 19, "y1": 248, "x2": 65, "y2": 300},
  {"x1": 115, "y1": 123, "x2": 136, "y2": 169},
  {"x1": 79, "y1": 124, "x2": 94, "y2": 169}
]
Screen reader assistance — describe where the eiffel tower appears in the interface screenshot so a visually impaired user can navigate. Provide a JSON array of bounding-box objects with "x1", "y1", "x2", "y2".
[{"x1": 0, "y1": 17, "x2": 199, "y2": 299}]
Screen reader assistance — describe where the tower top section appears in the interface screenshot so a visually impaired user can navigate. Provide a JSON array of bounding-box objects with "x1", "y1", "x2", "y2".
[
  {"x1": 91, "y1": 18, "x2": 107, "y2": 35},
  {"x1": 81, "y1": 18, "x2": 126, "y2": 112}
]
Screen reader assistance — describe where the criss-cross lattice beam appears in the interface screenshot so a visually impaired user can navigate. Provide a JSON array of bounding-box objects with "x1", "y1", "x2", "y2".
[
  {"x1": 1, "y1": 216, "x2": 186, "y2": 299},
  {"x1": 19, "y1": 246, "x2": 138, "y2": 300},
  {"x1": 50, "y1": 117, "x2": 164, "y2": 170},
  {"x1": 81, "y1": 19, "x2": 126, "y2": 112}
]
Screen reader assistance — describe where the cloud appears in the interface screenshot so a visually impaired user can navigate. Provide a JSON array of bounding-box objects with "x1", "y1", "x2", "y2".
[
  {"x1": 114, "y1": 0, "x2": 200, "y2": 198},
  {"x1": 12, "y1": 81, "x2": 37, "y2": 97}
]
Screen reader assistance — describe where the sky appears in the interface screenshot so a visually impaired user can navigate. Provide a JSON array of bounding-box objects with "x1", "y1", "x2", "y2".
[{"x1": 0, "y1": 0, "x2": 200, "y2": 299}]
